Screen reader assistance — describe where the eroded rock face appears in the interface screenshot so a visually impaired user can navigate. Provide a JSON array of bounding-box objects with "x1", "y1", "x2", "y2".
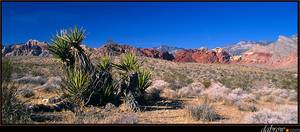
[
  {"x1": 174, "y1": 49, "x2": 195, "y2": 62},
  {"x1": 2, "y1": 39, "x2": 51, "y2": 57},
  {"x1": 174, "y1": 48, "x2": 231, "y2": 63},
  {"x1": 138, "y1": 48, "x2": 175, "y2": 60}
]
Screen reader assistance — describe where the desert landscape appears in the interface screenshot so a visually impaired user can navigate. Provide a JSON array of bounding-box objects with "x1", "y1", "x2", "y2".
[
  {"x1": 2, "y1": 2, "x2": 298, "y2": 125},
  {"x1": 1, "y1": 27, "x2": 298, "y2": 124}
]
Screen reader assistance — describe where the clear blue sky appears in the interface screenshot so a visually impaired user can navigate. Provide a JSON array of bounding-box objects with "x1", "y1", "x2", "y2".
[{"x1": 2, "y1": 2, "x2": 298, "y2": 49}]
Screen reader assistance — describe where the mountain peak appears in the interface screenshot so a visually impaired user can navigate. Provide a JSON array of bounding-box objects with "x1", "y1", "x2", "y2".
[{"x1": 277, "y1": 35, "x2": 290, "y2": 42}]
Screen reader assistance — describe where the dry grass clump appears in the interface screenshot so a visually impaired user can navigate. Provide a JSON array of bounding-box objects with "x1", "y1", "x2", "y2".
[
  {"x1": 244, "y1": 105, "x2": 297, "y2": 124},
  {"x1": 187, "y1": 101, "x2": 222, "y2": 121}
]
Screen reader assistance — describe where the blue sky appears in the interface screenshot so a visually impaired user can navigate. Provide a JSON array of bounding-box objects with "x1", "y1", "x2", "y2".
[{"x1": 2, "y1": 2, "x2": 298, "y2": 49}]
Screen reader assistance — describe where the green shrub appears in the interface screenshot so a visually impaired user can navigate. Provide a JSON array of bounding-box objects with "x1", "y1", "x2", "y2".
[
  {"x1": 202, "y1": 79, "x2": 211, "y2": 88},
  {"x1": 2, "y1": 58, "x2": 13, "y2": 82}
]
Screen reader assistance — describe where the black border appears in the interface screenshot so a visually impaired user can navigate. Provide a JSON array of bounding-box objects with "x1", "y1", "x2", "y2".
[{"x1": 0, "y1": 0, "x2": 299, "y2": 130}]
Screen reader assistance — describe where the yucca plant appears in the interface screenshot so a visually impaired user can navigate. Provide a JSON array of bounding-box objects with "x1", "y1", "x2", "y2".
[
  {"x1": 48, "y1": 31, "x2": 75, "y2": 68},
  {"x1": 49, "y1": 26, "x2": 93, "y2": 73},
  {"x1": 87, "y1": 58, "x2": 116, "y2": 105},
  {"x1": 138, "y1": 69, "x2": 152, "y2": 94},
  {"x1": 97, "y1": 55, "x2": 112, "y2": 72},
  {"x1": 113, "y1": 52, "x2": 152, "y2": 111},
  {"x1": 49, "y1": 26, "x2": 118, "y2": 106},
  {"x1": 63, "y1": 68, "x2": 90, "y2": 104},
  {"x1": 49, "y1": 27, "x2": 152, "y2": 109},
  {"x1": 114, "y1": 52, "x2": 139, "y2": 72}
]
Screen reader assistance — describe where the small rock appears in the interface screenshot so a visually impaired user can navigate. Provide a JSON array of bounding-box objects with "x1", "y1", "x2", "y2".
[
  {"x1": 48, "y1": 96, "x2": 63, "y2": 104},
  {"x1": 105, "y1": 103, "x2": 117, "y2": 111}
]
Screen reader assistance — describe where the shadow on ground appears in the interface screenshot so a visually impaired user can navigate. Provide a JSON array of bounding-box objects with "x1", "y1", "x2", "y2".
[{"x1": 141, "y1": 99, "x2": 183, "y2": 111}]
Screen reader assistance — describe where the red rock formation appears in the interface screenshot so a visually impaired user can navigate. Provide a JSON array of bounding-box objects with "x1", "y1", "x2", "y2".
[
  {"x1": 174, "y1": 48, "x2": 231, "y2": 64},
  {"x1": 138, "y1": 48, "x2": 160, "y2": 58},
  {"x1": 174, "y1": 50, "x2": 195, "y2": 62},
  {"x1": 138, "y1": 48, "x2": 174, "y2": 60}
]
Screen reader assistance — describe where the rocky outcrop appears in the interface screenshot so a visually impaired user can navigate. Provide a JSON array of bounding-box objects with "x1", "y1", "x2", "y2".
[
  {"x1": 174, "y1": 49, "x2": 195, "y2": 62},
  {"x1": 2, "y1": 39, "x2": 51, "y2": 57},
  {"x1": 230, "y1": 55, "x2": 242, "y2": 63},
  {"x1": 138, "y1": 48, "x2": 175, "y2": 60},
  {"x1": 174, "y1": 47, "x2": 231, "y2": 63}
]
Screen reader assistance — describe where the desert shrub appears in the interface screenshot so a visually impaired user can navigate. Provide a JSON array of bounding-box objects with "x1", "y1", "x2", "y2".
[
  {"x1": 280, "y1": 77, "x2": 297, "y2": 90},
  {"x1": 14, "y1": 75, "x2": 47, "y2": 85},
  {"x1": 2, "y1": 83, "x2": 31, "y2": 124},
  {"x1": 2, "y1": 58, "x2": 13, "y2": 82},
  {"x1": 41, "y1": 76, "x2": 62, "y2": 92},
  {"x1": 235, "y1": 101, "x2": 257, "y2": 112},
  {"x1": 218, "y1": 75, "x2": 253, "y2": 90},
  {"x1": 31, "y1": 69, "x2": 45, "y2": 77},
  {"x1": 202, "y1": 79, "x2": 211, "y2": 88},
  {"x1": 187, "y1": 103, "x2": 222, "y2": 121},
  {"x1": 225, "y1": 88, "x2": 256, "y2": 103},
  {"x1": 288, "y1": 90, "x2": 297, "y2": 101},
  {"x1": 252, "y1": 86, "x2": 295, "y2": 103},
  {"x1": 161, "y1": 88, "x2": 177, "y2": 99},
  {"x1": 2, "y1": 58, "x2": 31, "y2": 124},
  {"x1": 147, "y1": 80, "x2": 169, "y2": 91},
  {"x1": 163, "y1": 71, "x2": 193, "y2": 90},
  {"x1": 143, "y1": 88, "x2": 162, "y2": 105},
  {"x1": 201, "y1": 82, "x2": 230, "y2": 101},
  {"x1": 177, "y1": 82, "x2": 204, "y2": 98},
  {"x1": 19, "y1": 88, "x2": 35, "y2": 98},
  {"x1": 244, "y1": 106, "x2": 297, "y2": 124}
]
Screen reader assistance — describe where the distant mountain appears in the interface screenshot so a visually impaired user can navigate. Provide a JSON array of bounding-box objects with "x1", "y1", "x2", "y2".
[
  {"x1": 153, "y1": 45, "x2": 184, "y2": 55},
  {"x1": 2, "y1": 39, "x2": 51, "y2": 57},
  {"x1": 241, "y1": 35, "x2": 298, "y2": 69},
  {"x1": 223, "y1": 40, "x2": 270, "y2": 56}
]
